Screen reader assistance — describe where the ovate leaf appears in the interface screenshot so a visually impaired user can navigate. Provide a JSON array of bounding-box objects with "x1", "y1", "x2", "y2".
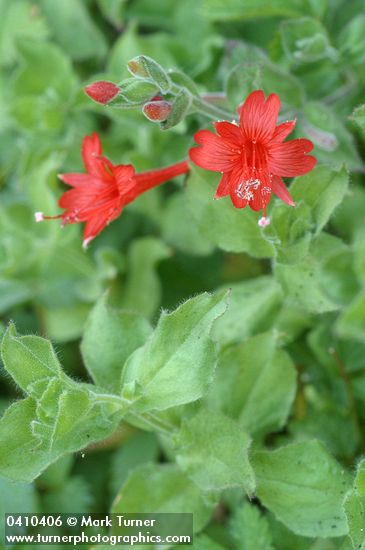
[
  {"x1": 111, "y1": 463, "x2": 213, "y2": 533},
  {"x1": 121, "y1": 291, "x2": 227, "y2": 412},
  {"x1": 81, "y1": 292, "x2": 152, "y2": 392},
  {"x1": 230, "y1": 501, "x2": 274, "y2": 550},
  {"x1": 211, "y1": 277, "x2": 282, "y2": 346},
  {"x1": 252, "y1": 440, "x2": 351, "y2": 537},
  {"x1": 1, "y1": 323, "x2": 61, "y2": 396},
  {"x1": 175, "y1": 409, "x2": 255, "y2": 494},
  {"x1": 290, "y1": 165, "x2": 349, "y2": 234},
  {"x1": 344, "y1": 459, "x2": 365, "y2": 550},
  {"x1": 208, "y1": 333, "x2": 296, "y2": 436}
]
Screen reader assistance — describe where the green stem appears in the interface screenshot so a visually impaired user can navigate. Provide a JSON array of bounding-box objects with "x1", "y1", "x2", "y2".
[
  {"x1": 192, "y1": 96, "x2": 235, "y2": 121},
  {"x1": 92, "y1": 392, "x2": 176, "y2": 437},
  {"x1": 169, "y1": 83, "x2": 234, "y2": 121}
]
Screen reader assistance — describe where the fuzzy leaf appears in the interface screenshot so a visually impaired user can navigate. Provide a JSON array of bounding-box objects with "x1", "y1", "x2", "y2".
[
  {"x1": 81, "y1": 292, "x2": 152, "y2": 392},
  {"x1": 111, "y1": 463, "x2": 213, "y2": 533},
  {"x1": 230, "y1": 501, "x2": 274, "y2": 550},
  {"x1": 208, "y1": 333, "x2": 296, "y2": 436},
  {"x1": 211, "y1": 277, "x2": 282, "y2": 346},
  {"x1": 1, "y1": 324, "x2": 61, "y2": 396},
  {"x1": 344, "y1": 459, "x2": 365, "y2": 550},
  {"x1": 290, "y1": 165, "x2": 349, "y2": 234},
  {"x1": 175, "y1": 409, "x2": 255, "y2": 493},
  {"x1": 121, "y1": 291, "x2": 228, "y2": 411},
  {"x1": 252, "y1": 440, "x2": 351, "y2": 537}
]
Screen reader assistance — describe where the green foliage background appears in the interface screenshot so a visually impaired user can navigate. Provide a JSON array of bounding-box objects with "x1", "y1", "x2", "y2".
[{"x1": 1, "y1": 0, "x2": 365, "y2": 548}]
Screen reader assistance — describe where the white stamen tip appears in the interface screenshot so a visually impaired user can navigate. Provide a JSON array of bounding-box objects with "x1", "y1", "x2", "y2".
[
  {"x1": 34, "y1": 212, "x2": 44, "y2": 222},
  {"x1": 258, "y1": 216, "x2": 270, "y2": 228},
  {"x1": 82, "y1": 237, "x2": 93, "y2": 250}
]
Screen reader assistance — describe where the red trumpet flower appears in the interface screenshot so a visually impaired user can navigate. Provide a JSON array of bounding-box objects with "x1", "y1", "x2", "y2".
[
  {"x1": 189, "y1": 90, "x2": 316, "y2": 226},
  {"x1": 35, "y1": 133, "x2": 189, "y2": 248}
]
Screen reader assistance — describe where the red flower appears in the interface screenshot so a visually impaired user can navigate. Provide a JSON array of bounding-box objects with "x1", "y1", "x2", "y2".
[
  {"x1": 189, "y1": 90, "x2": 316, "y2": 226},
  {"x1": 35, "y1": 133, "x2": 189, "y2": 248}
]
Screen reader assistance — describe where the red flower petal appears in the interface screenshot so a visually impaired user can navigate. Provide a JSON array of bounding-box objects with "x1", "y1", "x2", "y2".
[
  {"x1": 189, "y1": 129, "x2": 239, "y2": 172},
  {"x1": 215, "y1": 172, "x2": 231, "y2": 198},
  {"x1": 113, "y1": 165, "x2": 137, "y2": 201},
  {"x1": 214, "y1": 121, "x2": 241, "y2": 144},
  {"x1": 271, "y1": 120, "x2": 296, "y2": 143},
  {"x1": 268, "y1": 139, "x2": 316, "y2": 177},
  {"x1": 81, "y1": 133, "x2": 114, "y2": 182},
  {"x1": 271, "y1": 176, "x2": 295, "y2": 206},
  {"x1": 58, "y1": 173, "x2": 97, "y2": 187},
  {"x1": 82, "y1": 133, "x2": 102, "y2": 174},
  {"x1": 230, "y1": 187, "x2": 248, "y2": 209},
  {"x1": 83, "y1": 212, "x2": 114, "y2": 247},
  {"x1": 239, "y1": 90, "x2": 280, "y2": 144}
]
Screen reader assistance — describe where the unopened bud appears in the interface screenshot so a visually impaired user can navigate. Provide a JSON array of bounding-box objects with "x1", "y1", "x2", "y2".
[
  {"x1": 127, "y1": 56, "x2": 171, "y2": 93},
  {"x1": 258, "y1": 216, "x2": 270, "y2": 228},
  {"x1": 143, "y1": 100, "x2": 172, "y2": 122},
  {"x1": 84, "y1": 81, "x2": 120, "y2": 105}
]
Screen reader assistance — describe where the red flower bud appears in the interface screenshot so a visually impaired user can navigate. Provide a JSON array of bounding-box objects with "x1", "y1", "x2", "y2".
[
  {"x1": 142, "y1": 100, "x2": 172, "y2": 122},
  {"x1": 84, "y1": 81, "x2": 120, "y2": 105}
]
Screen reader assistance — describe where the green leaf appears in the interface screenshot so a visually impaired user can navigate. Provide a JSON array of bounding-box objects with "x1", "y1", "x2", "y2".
[
  {"x1": 118, "y1": 78, "x2": 159, "y2": 104},
  {"x1": 41, "y1": 304, "x2": 92, "y2": 343},
  {"x1": 230, "y1": 501, "x2": 274, "y2": 550},
  {"x1": 252, "y1": 440, "x2": 351, "y2": 537},
  {"x1": 1, "y1": 323, "x2": 61, "y2": 396},
  {"x1": 186, "y1": 167, "x2": 276, "y2": 258},
  {"x1": 344, "y1": 459, "x2": 365, "y2": 550},
  {"x1": 336, "y1": 292, "x2": 365, "y2": 342},
  {"x1": 0, "y1": 0, "x2": 48, "y2": 67},
  {"x1": 211, "y1": 277, "x2": 282, "y2": 346},
  {"x1": 226, "y1": 60, "x2": 304, "y2": 111},
  {"x1": 290, "y1": 165, "x2": 349, "y2": 234},
  {"x1": 201, "y1": 0, "x2": 309, "y2": 20},
  {"x1": 175, "y1": 409, "x2": 255, "y2": 493},
  {"x1": 81, "y1": 292, "x2": 152, "y2": 393},
  {"x1": 182, "y1": 534, "x2": 226, "y2": 550},
  {"x1": 0, "y1": 475, "x2": 39, "y2": 541},
  {"x1": 12, "y1": 39, "x2": 77, "y2": 98},
  {"x1": 339, "y1": 14, "x2": 365, "y2": 66},
  {"x1": 97, "y1": 0, "x2": 126, "y2": 27},
  {"x1": 49, "y1": 386, "x2": 122, "y2": 455},
  {"x1": 110, "y1": 432, "x2": 160, "y2": 496},
  {"x1": 0, "y1": 398, "x2": 51, "y2": 481},
  {"x1": 280, "y1": 17, "x2": 337, "y2": 63},
  {"x1": 42, "y1": 476, "x2": 92, "y2": 513},
  {"x1": 128, "y1": 55, "x2": 171, "y2": 92},
  {"x1": 274, "y1": 234, "x2": 348, "y2": 314},
  {"x1": 111, "y1": 463, "x2": 213, "y2": 531},
  {"x1": 162, "y1": 192, "x2": 214, "y2": 256},
  {"x1": 301, "y1": 103, "x2": 362, "y2": 170},
  {"x1": 119, "y1": 237, "x2": 170, "y2": 319},
  {"x1": 121, "y1": 291, "x2": 228, "y2": 412},
  {"x1": 38, "y1": 0, "x2": 107, "y2": 60},
  {"x1": 208, "y1": 333, "x2": 297, "y2": 436},
  {"x1": 351, "y1": 103, "x2": 365, "y2": 133}
]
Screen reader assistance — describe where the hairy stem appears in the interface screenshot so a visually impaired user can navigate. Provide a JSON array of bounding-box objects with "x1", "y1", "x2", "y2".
[{"x1": 92, "y1": 392, "x2": 176, "y2": 437}]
